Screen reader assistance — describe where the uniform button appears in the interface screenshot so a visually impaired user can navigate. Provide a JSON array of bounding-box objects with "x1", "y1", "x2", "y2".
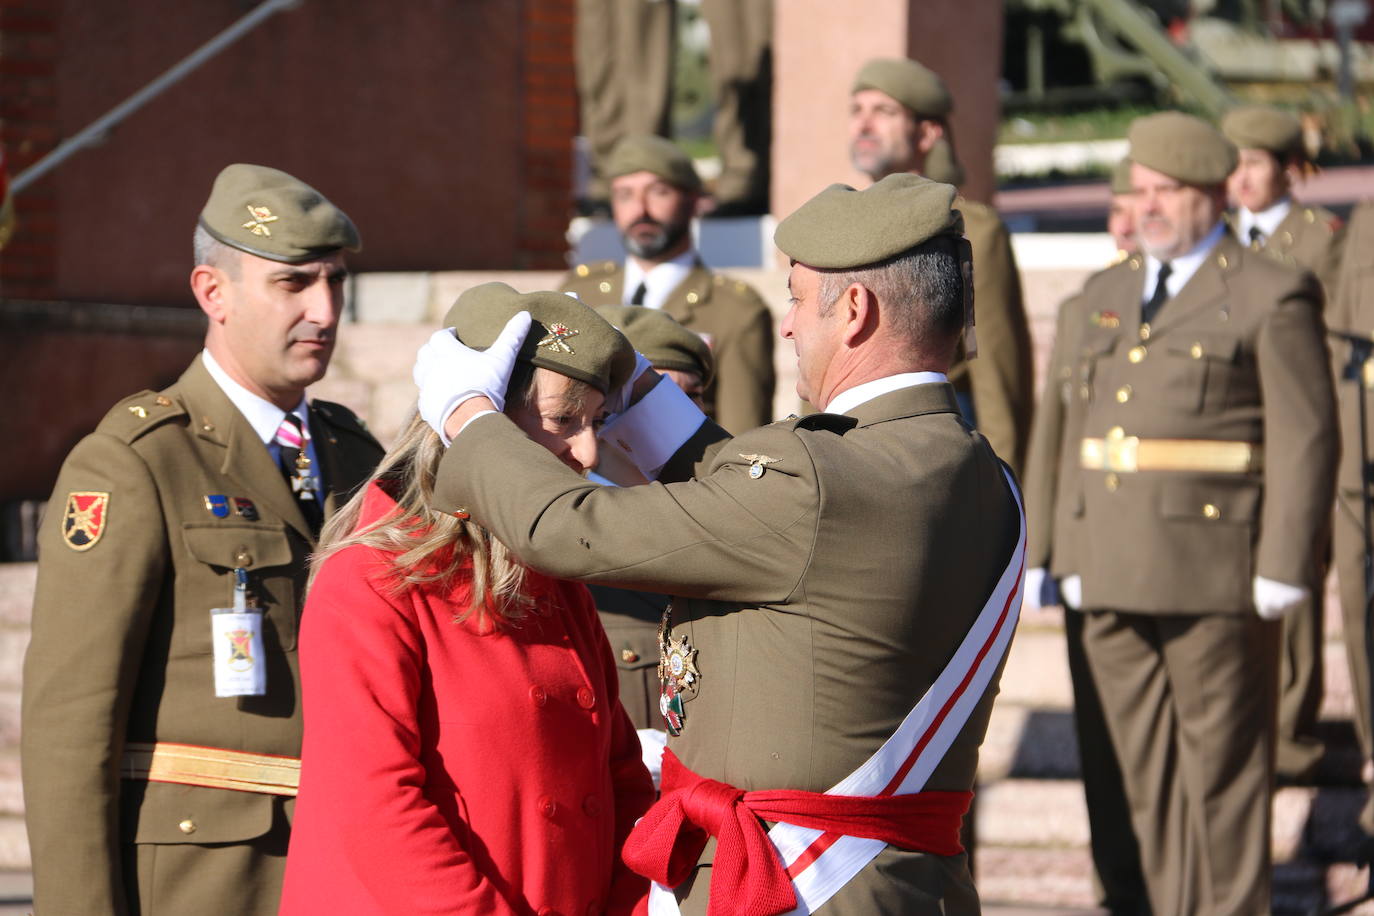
[
  {"x1": 179, "y1": 818, "x2": 197, "y2": 835},
  {"x1": 1107, "y1": 426, "x2": 1125, "y2": 440},
  {"x1": 685, "y1": 291, "x2": 700, "y2": 304},
  {"x1": 575, "y1": 264, "x2": 590, "y2": 277},
  {"x1": 1138, "y1": 323, "x2": 1151, "y2": 341},
  {"x1": 1215, "y1": 253, "x2": 1229, "y2": 269},
  {"x1": 234, "y1": 549, "x2": 253, "y2": 566},
  {"x1": 1203, "y1": 503, "x2": 1220, "y2": 520},
  {"x1": 529, "y1": 685, "x2": 548, "y2": 707},
  {"x1": 582, "y1": 794, "x2": 602, "y2": 817},
  {"x1": 538, "y1": 796, "x2": 557, "y2": 819},
  {"x1": 598, "y1": 281, "x2": 612, "y2": 293},
  {"x1": 621, "y1": 648, "x2": 639, "y2": 663},
  {"x1": 1105, "y1": 473, "x2": 1120, "y2": 492},
  {"x1": 1128, "y1": 345, "x2": 1146, "y2": 363},
  {"x1": 1078, "y1": 384, "x2": 1090, "y2": 400},
  {"x1": 576, "y1": 687, "x2": 596, "y2": 709},
  {"x1": 1190, "y1": 342, "x2": 1204, "y2": 359},
  {"x1": 1115, "y1": 385, "x2": 1132, "y2": 404}
]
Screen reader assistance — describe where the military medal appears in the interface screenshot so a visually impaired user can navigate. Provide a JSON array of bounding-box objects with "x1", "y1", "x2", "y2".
[
  {"x1": 657, "y1": 601, "x2": 699, "y2": 736},
  {"x1": 290, "y1": 451, "x2": 319, "y2": 501},
  {"x1": 204, "y1": 494, "x2": 230, "y2": 518},
  {"x1": 232, "y1": 497, "x2": 259, "y2": 521}
]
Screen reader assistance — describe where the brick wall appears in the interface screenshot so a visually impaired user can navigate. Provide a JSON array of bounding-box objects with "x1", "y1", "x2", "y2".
[
  {"x1": 519, "y1": 0, "x2": 578, "y2": 270},
  {"x1": 0, "y1": 0, "x2": 59, "y2": 299}
]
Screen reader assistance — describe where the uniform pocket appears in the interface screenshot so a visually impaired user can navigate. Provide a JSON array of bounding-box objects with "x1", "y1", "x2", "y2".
[
  {"x1": 180, "y1": 522, "x2": 299, "y2": 653},
  {"x1": 1162, "y1": 333, "x2": 1241, "y2": 413},
  {"x1": 124, "y1": 779, "x2": 277, "y2": 844}
]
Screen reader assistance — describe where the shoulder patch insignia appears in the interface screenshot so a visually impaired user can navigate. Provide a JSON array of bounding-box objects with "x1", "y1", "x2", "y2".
[{"x1": 62, "y1": 491, "x2": 109, "y2": 551}]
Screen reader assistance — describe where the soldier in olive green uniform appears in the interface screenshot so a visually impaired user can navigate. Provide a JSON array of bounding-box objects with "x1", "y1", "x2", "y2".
[
  {"x1": 21, "y1": 165, "x2": 383, "y2": 916},
  {"x1": 848, "y1": 57, "x2": 1034, "y2": 475},
  {"x1": 587, "y1": 304, "x2": 714, "y2": 738},
  {"x1": 561, "y1": 136, "x2": 776, "y2": 433},
  {"x1": 418, "y1": 174, "x2": 1024, "y2": 915},
  {"x1": 1328, "y1": 200, "x2": 1374, "y2": 833},
  {"x1": 1222, "y1": 104, "x2": 1347, "y2": 782},
  {"x1": 1022, "y1": 157, "x2": 1150, "y2": 915},
  {"x1": 1072, "y1": 114, "x2": 1336, "y2": 915}
]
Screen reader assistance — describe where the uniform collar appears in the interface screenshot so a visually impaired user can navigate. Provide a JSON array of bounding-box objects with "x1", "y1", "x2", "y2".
[
  {"x1": 622, "y1": 249, "x2": 697, "y2": 311},
  {"x1": 825, "y1": 371, "x2": 948, "y2": 417},
  {"x1": 1142, "y1": 220, "x2": 1226, "y2": 302},
  {"x1": 201, "y1": 349, "x2": 309, "y2": 445},
  {"x1": 1235, "y1": 196, "x2": 1292, "y2": 243}
]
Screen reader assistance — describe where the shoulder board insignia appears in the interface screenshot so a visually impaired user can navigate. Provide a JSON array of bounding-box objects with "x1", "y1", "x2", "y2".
[
  {"x1": 62, "y1": 491, "x2": 109, "y2": 551},
  {"x1": 100, "y1": 391, "x2": 186, "y2": 444},
  {"x1": 312, "y1": 400, "x2": 376, "y2": 439},
  {"x1": 791, "y1": 413, "x2": 858, "y2": 433}
]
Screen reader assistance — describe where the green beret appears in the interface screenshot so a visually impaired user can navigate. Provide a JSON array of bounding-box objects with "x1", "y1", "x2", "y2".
[
  {"x1": 1110, "y1": 157, "x2": 1134, "y2": 196},
  {"x1": 199, "y1": 163, "x2": 359, "y2": 263},
  {"x1": 604, "y1": 135, "x2": 702, "y2": 192},
  {"x1": 443, "y1": 283, "x2": 635, "y2": 396},
  {"x1": 595, "y1": 304, "x2": 713, "y2": 384},
  {"x1": 1221, "y1": 104, "x2": 1304, "y2": 160},
  {"x1": 922, "y1": 137, "x2": 965, "y2": 186},
  {"x1": 852, "y1": 58, "x2": 952, "y2": 119},
  {"x1": 1127, "y1": 112, "x2": 1237, "y2": 187},
  {"x1": 774, "y1": 173, "x2": 963, "y2": 269}
]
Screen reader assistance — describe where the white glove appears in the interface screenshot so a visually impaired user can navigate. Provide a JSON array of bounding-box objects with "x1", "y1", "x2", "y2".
[
  {"x1": 1253, "y1": 575, "x2": 1308, "y2": 620},
  {"x1": 413, "y1": 311, "x2": 531, "y2": 441},
  {"x1": 603, "y1": 350, "x2": 656, "y2": 418},
  {"x1": 1060, "y1": 574, "x2": 1082, "y2": 610},
  {"x1": 1024, "y1": 568, "x2": 1047, "y2": 610}
]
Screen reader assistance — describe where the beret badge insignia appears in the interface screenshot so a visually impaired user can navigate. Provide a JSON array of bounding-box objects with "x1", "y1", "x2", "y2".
[
  {"x1": 241, "y1": 205, "x2": 279, "y2": 237},
  {"x1": 537, "y1": 322, "x2": 579, "y2": 355},
  {"x1": 62, "y1": 491, "x2": 109, "y2": 551}
]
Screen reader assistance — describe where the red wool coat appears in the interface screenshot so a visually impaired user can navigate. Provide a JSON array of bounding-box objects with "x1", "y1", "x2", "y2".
[{"x1": 280, "y1": 483, "x2": 654, "y2": 915}]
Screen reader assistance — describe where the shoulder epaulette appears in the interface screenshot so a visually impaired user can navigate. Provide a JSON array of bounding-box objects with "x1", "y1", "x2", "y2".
[
  {"x1": 780, "y1": 412, "x2": 858, "y2": 434},
  {"x1": 95, "y1": 390, "x2": 187, "y2": 444}
]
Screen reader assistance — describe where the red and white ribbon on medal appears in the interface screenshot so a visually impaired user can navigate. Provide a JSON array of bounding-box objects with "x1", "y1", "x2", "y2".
[{"x1": 649, "y1": 466, "x2": 1026, "y2": 915}]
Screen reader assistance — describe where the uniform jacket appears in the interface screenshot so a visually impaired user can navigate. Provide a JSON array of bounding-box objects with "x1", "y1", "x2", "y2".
[
  {"x1": 279, "y1": 483, "x2": 654, "y2": 915},
  {"x1": 1330, "y1": 202, "x2": 1374, "y2": 500},
  {"x1": 433, "y1": 382, "x2": 1022, "y2": 914},
  {"x1": 1074, "y1": 235, "x2": 1337, "y2": 614},
  {"x1": 1232, "y1": 203, "x2": 1345, "y2": 296},
  {"x1": 588, "y1": 584, "x2": 668, "y2": 730},
  {"x1": 561, "y1": 259, "x2": 776, "y2": 432},
  {"x1": 1023, "y1": 291, "x2": 1095, "y2": 578},
  {"x1": 952, "y1": 199, "x2": 1035, "y2": 476},
  {"x1": 21, "y1": 356, "x2": 382, "y2": 916}
]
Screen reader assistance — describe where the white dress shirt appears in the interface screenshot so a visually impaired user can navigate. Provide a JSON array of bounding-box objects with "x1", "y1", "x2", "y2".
[{"x1": 621, "y1": 250, "x2": 696, "y2": 312}]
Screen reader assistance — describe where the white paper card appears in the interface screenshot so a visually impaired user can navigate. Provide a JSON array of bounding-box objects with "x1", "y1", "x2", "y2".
[{"x1": 211, "y1": 608, "x2": 266, "y2": 697}]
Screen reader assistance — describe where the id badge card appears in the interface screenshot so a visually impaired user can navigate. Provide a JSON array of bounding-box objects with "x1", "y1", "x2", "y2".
[{"x1": 211, "y1": 607, "x2": 267, "y2": 697}]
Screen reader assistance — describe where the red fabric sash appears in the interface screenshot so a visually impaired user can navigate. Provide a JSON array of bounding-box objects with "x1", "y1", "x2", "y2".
[{"x1": 622, "y1": 749, "x2": 973, "y2": 916}]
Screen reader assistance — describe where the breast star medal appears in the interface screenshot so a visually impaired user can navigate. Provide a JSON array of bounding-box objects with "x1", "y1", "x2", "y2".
[
  {"x1": 657, "y1": 602, "x2": 699, "y2": 736},
  {"x1": 739, "y1": 453, "x2": 780, "y2": 479}
]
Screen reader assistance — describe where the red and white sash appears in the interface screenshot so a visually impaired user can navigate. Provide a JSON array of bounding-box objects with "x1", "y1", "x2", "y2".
[{"x1": 649, "y1": 467, "x2": 1026, "y2": 915}]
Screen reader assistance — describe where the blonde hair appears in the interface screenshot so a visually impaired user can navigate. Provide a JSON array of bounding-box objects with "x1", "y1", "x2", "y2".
[{"x1": 311, "y1": 369, "x2": 595, "y2": 625}]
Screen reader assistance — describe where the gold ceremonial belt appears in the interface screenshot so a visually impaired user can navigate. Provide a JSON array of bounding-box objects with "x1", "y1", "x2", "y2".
[
  {"x1": 122, "y1": 741, "x2": 300, "y2": 796},
  {"x1": 1080, "y1": 434, "x2": 1262, "y2": 474}
]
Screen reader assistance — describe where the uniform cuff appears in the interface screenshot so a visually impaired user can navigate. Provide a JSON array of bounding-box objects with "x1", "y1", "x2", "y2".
[{"x1": 598, "y1": 379, "x2": 706, "y2": 480}]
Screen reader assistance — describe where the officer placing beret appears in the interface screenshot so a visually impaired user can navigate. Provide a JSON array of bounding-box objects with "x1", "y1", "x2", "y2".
[
  {"x1": 560, "y1": 134, "x2": 776, "y2": 435},
  {"x1": 413, "y1": 172, "x2": 1025, "y2": 915},
  {"x1": 1065, "y1": 112, "x2": 1336, "y2": 915},
  {"x1": 22, "y1": 164, "x2": 382, "y2": 915},
  {"x1": 847, "y1": 57, "x2": 1035, "y2": 476}
]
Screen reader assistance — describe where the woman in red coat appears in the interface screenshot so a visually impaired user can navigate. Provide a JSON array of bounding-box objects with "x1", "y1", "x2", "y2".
[{"x1": 280, "y1": 285, "x2": 655, "y2": 915}]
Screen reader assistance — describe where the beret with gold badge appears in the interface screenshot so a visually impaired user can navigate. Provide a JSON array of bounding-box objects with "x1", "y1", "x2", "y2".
[
  {"x1": 199, "y1": 163, "x2": 359, "y2": 264},
  {"x1": 444, "y1": 283, "x2": 635, "y2": 395}
]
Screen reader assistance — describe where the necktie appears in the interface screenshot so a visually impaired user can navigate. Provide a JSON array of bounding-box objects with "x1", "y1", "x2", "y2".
[
  {"x1": 1248, "y1": 225, "x2": 1264, "y2": 250},
  {"x1": 630, "y1": 282, "x2": 647, "y2": 306},
  {"x1": 1141, "y1": 262, "x2": 1172, "y2": 327},
  {"x1": 275, "y1": 414, "x2": 323, "y2": 534}
]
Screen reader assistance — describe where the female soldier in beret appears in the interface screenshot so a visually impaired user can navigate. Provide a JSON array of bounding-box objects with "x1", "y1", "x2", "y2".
[{"x1": 279, "y1": 284, "x2": 654, "y2": 915}]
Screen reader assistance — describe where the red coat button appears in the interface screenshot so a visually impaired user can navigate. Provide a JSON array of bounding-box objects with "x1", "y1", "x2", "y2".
[
  {"x1": 576, "y1": 687, "x2": 595, "y2": 709},
  {"x1": 582, "y1": 794, "x2": 602, "y2": 817},
  {"x1": 538, "y1": 795, "x2": 557, "y2": 819},
  {"x1": 530, "y1": 685, "x2": 548, "y2": 707}
]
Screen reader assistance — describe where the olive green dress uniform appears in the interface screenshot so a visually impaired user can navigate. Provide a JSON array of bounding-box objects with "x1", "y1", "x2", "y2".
[
  {"x1": 1022, "y1": 288, "x2": 1150, "y2": 914},
  {"x1": 954, "y1": 199, "x2": 1035, "y2": 475},
  {"x1": 1074, "y1": 234, "x2": 1336, "y2": 914},
  {"x1": 1328, "y1": 200, "x2": 1374, "y2": 830},
  {"x1": 22, "y1": 359, "x2": 382, "y2": 915},
  {"x1": 562, "y1": 261, "x2": 776, "y2": 432}
]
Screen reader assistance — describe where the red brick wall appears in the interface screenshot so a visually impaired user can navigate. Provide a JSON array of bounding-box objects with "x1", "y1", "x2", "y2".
[
  {"x1": 519, "y1": 0, "x2": 577, "y2": 269},
  {"x1": 0, "y1": 0, "x2": 59, "y2": 299}
]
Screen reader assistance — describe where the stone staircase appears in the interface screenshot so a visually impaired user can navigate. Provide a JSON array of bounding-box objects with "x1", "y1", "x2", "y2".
[{"x1": 974, "y1": 588, "x2": 1374, "y2": 914}]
